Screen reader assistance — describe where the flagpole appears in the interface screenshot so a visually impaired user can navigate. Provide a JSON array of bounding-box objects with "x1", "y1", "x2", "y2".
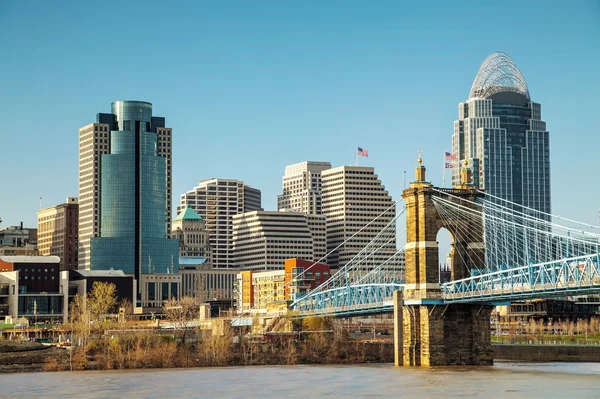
[
  {"x1": 442, "y1": 152, "x2": 445, "y2": 188},
  {"x1": 354, "y1": 149, "x2": 357, "y2": 166}
]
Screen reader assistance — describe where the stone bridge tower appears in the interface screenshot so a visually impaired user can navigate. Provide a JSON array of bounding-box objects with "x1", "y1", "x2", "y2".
[{"x1": 398, "y1": 156, "x2": 493, "y2": 366}]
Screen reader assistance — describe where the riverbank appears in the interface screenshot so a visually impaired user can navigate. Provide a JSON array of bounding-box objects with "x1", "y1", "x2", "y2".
[
  {"x1": 493, "y1": 343, "x2": 600, "y2": 362},
  {"x1": 0, "y1": 336, "x2": 393, "y2": 373},
  {"x1": 0, "y1": 342, "x2": 69, "y2": 373}
]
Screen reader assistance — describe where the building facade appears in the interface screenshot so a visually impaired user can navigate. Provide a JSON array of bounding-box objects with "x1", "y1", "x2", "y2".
[
  {"x1": 0, "y1": 256, "x2": 68, "y2": 323},
  {"x1": 452, "y1": 52, "x2": 551, "y2": 216},
  {"x1": 178, "y1": 179, "x2": 262, "y2": 269},
  {"x1": 0, "y1": 224, "x2": 37, "y2": 248},
  {"x1": 172, "y1": 205, "x2": 211, "y2": 260},
  {"x1": 37, "y1": 197, "x2": 79, "y2": 271},
  {"x1": 232, "y1": 211, "x2": 327, "y2": 270},
  {"x1": 179, "y1": 260, "x2": 237, "y2": 303},
  {"x1": 79, "y1": 101, "x2": 179, "y2": 306},
  {"x1": 79, "y1": 101, "x2": 174, "y2": 271},
  {"x1": 283, "y1": 258, "x2": 331, "y2": 301},
  {"x1": 277, "y1": 161, "x2": 332, "y2": 214},
  {"x1": 321, "y1": 165, "x2": 397, "y2": 269},
  {"x1": 236, "y1": 258, "x2": 331, "y2": 314}
]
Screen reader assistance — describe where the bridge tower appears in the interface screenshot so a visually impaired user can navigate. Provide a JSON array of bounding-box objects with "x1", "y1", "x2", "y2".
[{"x1": 398, "y1": 155, "x2": 493, "y2": 366}]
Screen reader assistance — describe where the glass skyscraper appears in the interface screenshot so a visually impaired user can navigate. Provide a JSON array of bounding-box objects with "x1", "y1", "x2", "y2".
[
  {"x1": 452, "y1": 52, "x2": 551, "y2": 216},
  {"x1": 89, "y1": 101, "x2": 179, "y2": 289}
]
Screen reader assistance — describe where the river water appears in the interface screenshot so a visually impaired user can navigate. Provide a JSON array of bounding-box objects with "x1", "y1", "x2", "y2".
[{"x1": 1, "y1": 362, "x2": 599, "y2": 398}]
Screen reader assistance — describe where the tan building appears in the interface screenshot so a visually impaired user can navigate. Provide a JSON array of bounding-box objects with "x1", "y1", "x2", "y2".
[
  {"x1": 277, "y1": 161, "x2": 331, "y2": 214},
  {"x1": 236, "y1": 269, "x2": 286, "y2": 313},
  {"x1": 171, "y1": 205, "x2": 211, "y2": 260},
  {"x1": 232, "y1": 211, "x2": 326, "y2": 270},
  {"x1": 178, "y1": 178, "x2": 262, "y2": 269},
  {"x1": 37, "y1": 197, "x2": 79, "y2": 271},
  {"x1": 78, "y1": 122, "x2": 110, "y2": 270},
  {"x1": 321, "y1": 165, "x2": 397, "y2": 270}
]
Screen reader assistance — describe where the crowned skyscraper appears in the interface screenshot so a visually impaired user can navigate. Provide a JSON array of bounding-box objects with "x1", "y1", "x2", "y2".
[{"x1": 452, "y1": 52, "x2": 551, "y2": 217}]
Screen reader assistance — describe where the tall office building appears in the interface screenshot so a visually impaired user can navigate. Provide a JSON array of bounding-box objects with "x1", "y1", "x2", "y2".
[
  {"x1": 321, "y1": 166, "x2": 397, "y2": 269},
  {"x1": 232, "y1": 211, "x2": 327, "y2": 270},
  {"x1": 79, "y1": 101, "x2": 179, "y2": 304},
  {"x1": 452, "y1": 52, "x2": 551, "y2": 216},
  {"x1": 277, "y1": 161, "x2": 332, "y2": 214},
  {"x1": 178, "y1": 179, "x2": 262, "y2": 269},
  {"x1": 79, "y1": 101, "x2": 173, "y2": 270},
  {"x1": 37, "y1": 197, "x2": 79, "y2": 271}
]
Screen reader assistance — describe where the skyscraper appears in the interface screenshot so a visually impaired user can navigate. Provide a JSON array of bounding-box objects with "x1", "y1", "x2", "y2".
[
  {"x1": 321, "y1": 165, "x2": 397, "y2": 269},
  {"x1": 79, "y1": 101, "x2": 174, "y2": 270},
  {"x1": 277, "y1": 161, "x2": 331, "y2": 214},
  {"x1": 452, "y1": 52, "x2": 551, "y2": 216},
  {"x1": 178, "y1": 179, "x2": 262, "y2": 268},
  {"x1": 232, "y1": 211, "x2": 327, "y2": 270},
  {"x1": 79, "y1": 101, "x2": 179, "y2": 298}
]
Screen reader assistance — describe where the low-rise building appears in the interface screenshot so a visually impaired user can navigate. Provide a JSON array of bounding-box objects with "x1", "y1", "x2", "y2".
[
  {"x1": 236, "y1": 258, "x2": 332, "y2": 314},
  {"x1": 0, "y1": 256, "x2": 68, "y2": 323},
  {"x1": 178, "y1": 258, "x2": 237, "y2": 306},
  {"x1": 0, "y1": 223, "x2": 37, "y2": 248},
  {"x1": 284, "y1": 258, "x2": 331, "y2": 301}
]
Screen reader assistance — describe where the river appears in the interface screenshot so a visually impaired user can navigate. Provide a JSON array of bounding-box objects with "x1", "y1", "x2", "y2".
[{"x1": 1, "y1": 362, "x2": 599, "y2": 398}]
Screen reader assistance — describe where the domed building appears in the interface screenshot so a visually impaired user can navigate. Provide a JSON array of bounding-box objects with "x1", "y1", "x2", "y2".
[{"x1": 452, "y1": 52, "x2": 550, "y2": 218}]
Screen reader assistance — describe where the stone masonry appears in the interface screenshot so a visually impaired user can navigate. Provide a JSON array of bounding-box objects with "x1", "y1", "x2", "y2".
[{"x1": 397, "y1": 157, "x2": 493, "y2": 366}]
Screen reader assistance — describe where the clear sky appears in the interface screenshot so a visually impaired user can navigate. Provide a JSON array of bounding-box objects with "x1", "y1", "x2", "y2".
[{"x1": 0, "y1": 0, "x2": 599, "y2": 231}]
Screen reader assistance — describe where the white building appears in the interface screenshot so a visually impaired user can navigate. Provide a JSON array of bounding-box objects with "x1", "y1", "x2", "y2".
[
  {"x1": 232, "y1": 211, "x2": 327, "y2": 270},
  {"x1": 277, "y1": 161, "x2": 332, "y2": 214},
  {"x1": 178, "y1": 179, "x2": 261, "y2": 269},
  {"x1": 321, "y1": 165, "x2": 397, "y2": 270}
]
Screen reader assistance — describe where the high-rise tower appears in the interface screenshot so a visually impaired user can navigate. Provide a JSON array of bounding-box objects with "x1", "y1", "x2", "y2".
[
  {"x1": 79, "y1": 101, "x2": 178, "y2": 289},
  {"x1": 178, "y1": 179, "x2": 262, "y2": 269},
  {"x1": 277, "y1": 161, "x2": 332, "y2": 214},
  {"x1": 452, "y1": 52, "x2": 551, "y2": 216},
  {"x1": 321, "y1": 165, "x2": 397, "y2": 269}
]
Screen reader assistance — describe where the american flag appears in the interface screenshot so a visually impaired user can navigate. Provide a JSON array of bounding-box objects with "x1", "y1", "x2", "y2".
[
  {"x1": 357, "y1": 147, "x2": 369, "y2": 157},
  {"x1": 445, "y1": 152, "x2": 456, "y2": 161}
]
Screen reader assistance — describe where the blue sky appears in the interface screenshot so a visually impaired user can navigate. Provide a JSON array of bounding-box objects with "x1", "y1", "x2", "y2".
[{"x1": 0, "y1": 0, "x2": 599, "y2": 230}]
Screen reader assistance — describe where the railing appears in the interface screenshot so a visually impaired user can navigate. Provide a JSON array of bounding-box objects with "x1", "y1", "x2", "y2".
[
  {"x1": 291, "y1": 283, "x2": 403, "y2": 315},
  {"x1": 442, "y1": 254, "x2": 600, "y2": 303}
]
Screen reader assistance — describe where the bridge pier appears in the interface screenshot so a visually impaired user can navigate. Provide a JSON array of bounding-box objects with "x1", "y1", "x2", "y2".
[
  {"x1": 400, "y1": 302, "x2": 493, "y2": 366},
  {"x1": 393, "y1": 291, "x2": 403, "y2": 366},
  {"x1": 396, "y1": 155, "x2": 493, "y2": 366}
]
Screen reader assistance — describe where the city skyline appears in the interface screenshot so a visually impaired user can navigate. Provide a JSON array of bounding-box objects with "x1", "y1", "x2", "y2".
[{"x1": 1, "y1": 1, "x2": 599, "y2": 229}]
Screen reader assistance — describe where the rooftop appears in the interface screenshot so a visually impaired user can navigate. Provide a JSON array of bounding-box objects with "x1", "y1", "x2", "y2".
[
  {"x1": 173, "y1": 205, "x2": 203, "y2": 222},
  {"x1": 0, "y1": 256, "x2": 60, "y2": 264},
  {"x1": 469, "y1": 52, "x2": 530, "y2": 101}
]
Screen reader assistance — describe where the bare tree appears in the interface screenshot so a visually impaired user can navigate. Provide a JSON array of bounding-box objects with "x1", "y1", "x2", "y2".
[{"x1": 163, "y1": 296, "x2": 201, "y2": 366}]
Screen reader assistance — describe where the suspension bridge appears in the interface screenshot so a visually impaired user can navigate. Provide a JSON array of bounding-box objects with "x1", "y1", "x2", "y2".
[{"x1": 288, "y1": 158, "x2": 600, "y2": 365}]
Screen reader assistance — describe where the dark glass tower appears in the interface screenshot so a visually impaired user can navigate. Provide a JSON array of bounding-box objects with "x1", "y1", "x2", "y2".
[
  {"x1": 452, "y1": 52, "x2": 551, "y2": 217},
  {"x1": 90, "y1": 101, "x2": 179, "y2": 290}
]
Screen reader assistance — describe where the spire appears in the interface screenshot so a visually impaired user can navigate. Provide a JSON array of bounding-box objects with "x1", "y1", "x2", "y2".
[
  {"x1": 459, "y1": 159, "x2": 473, "y2": 186},
  {"x1": 415, "y1": 150, "x2": 426, "y2": 182}
]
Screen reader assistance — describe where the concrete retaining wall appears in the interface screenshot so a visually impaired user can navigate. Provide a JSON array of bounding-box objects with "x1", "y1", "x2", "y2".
[{"x1": 493, "y1": 344, "x2": 600, "y2": 362}]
